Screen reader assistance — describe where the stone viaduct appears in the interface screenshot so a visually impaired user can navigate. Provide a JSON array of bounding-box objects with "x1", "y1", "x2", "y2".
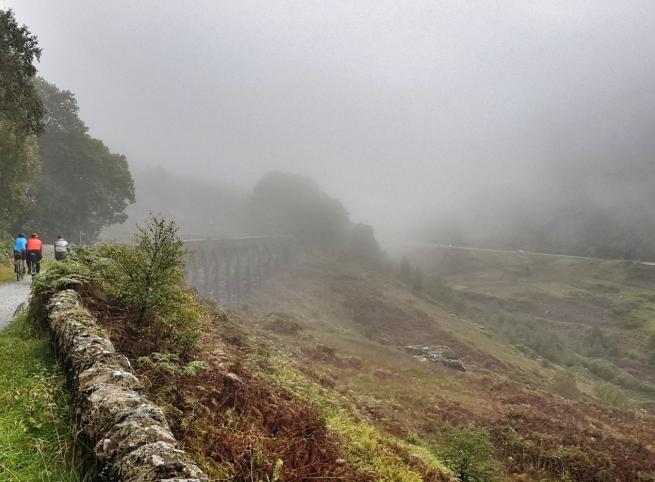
[{"x1": 182, "y1": 236, "x2": 296, "y2": 304}]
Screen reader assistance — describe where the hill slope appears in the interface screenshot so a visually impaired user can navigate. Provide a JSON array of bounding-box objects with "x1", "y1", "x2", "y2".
[{"x1": 238, "y1": 250, "x2": 655, "y2": 481}]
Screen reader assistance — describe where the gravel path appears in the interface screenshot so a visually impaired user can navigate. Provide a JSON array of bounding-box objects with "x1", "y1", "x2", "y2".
[{"x1": 0, "y1": 278, "x2": 31, "y2": 331}]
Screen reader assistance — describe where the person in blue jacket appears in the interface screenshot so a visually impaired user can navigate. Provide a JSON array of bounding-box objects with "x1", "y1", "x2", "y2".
[
  {"x1": 13, "y1": 233, "x2": 27, "y2": 276},
  {"x1": 13, "y1": 233, "x2": 27, "y2": 259}
]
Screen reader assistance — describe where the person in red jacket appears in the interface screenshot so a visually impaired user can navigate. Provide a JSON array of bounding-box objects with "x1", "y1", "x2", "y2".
[{"x1": 26, "y1": 233, "x2": 43, "y2": 274}]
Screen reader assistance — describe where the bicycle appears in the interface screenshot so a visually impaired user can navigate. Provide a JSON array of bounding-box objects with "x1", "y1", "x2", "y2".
[{"x1": 14, "y1": 255, "x2": 25, "y2": 281}]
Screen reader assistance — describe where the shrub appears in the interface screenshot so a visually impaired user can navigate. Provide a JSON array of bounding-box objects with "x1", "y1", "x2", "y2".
[
  {"x1": 105, "y1": 215, "x2": 203, "y2": 357},
  {"x1": 118, "y1": 216, "x2": 186, "y2": 324},
  {"x1": 436, "y1": 427, "x2": 500, "y2": 482},
  {"x1": 594, "y1": 383, "x2": 631, "y2": 410},
  {"x1": 399, "y1": 256, "x2": 412, "y2": 281},
  {"x1": 425, "y1": 276, "x2": 456, "y2": 304}
]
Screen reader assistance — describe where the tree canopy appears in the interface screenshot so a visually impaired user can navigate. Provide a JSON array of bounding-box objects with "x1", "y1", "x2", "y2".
[
  {"x1": 248, "y1": 172, "x2": 350, "y2": 248},
  {"x1": 22, "y1": 79, "x2": 135, "y2": 242},
  {"x1": 0, "y1": 9, "x2": 43, "y2": 136},
  {"x1": 0, "y1": 9, "x2": 43, "y2": 232}
]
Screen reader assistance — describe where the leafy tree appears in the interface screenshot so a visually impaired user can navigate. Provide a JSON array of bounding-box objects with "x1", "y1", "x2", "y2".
[
  {"x1": 23, "y1": 79, "x2": 134, "y2": 241},
  {"x1": 348, "y1": 223, "x2": 380, "y2": 264},
  {"x1": 438, "y1": 428, "x2": 499, "y2": 482},
  {"x1": 0, "y1": 9, "x2": 43, "y2": 231},
  {"x1": 248, "y1": 172, "x2": 349, "y2": 247},
  {"x1": 0, "y1": 124, "x2": 39, "y2": 231},
  {"x1": 0, "y1": 9, "x2": 43, "y2": 135}
]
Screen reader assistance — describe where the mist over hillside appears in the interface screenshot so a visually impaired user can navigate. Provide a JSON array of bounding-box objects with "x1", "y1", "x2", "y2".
[
  {"x1": 101, "y1": 167, "x2": 247, "y2": 241},
  {"x1": 12, "y1": 1, "x2": 655, "y2": 259},
  {"x1": 423, "y1": 158, "x2": 655, "y2": 260}
]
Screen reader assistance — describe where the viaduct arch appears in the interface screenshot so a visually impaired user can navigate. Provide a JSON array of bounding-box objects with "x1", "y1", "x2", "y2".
[{"x1": 182, "y1": 236, "x2": 296, "y2": 304}]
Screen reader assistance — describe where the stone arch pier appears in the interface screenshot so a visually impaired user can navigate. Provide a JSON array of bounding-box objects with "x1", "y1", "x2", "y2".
[{"x1": 182, "y1": 235, "x2": 296, "y2": 304}]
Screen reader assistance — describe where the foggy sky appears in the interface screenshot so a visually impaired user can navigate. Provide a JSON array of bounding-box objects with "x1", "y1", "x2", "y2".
[{"x1": 5, "y1": 0, "x2": 655, "y2": 239}]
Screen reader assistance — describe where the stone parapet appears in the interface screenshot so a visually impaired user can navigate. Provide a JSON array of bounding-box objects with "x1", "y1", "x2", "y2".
[{"x1": 45, "y1": 289, "x2": 207, "y2": 482}]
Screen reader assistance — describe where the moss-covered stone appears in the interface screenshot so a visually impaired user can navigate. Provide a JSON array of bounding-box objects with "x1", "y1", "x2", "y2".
[{"x1": 45, "y1": 290, "x2": 208, "y2": 482}]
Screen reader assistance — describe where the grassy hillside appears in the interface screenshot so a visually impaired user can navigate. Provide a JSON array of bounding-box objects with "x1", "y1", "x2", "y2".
[
  {"x1": 238, "y1": 250, "x2": 655, "y2": 481},
  {"x1": 40, "y1": 239, "x2": 655, "y2": 481},
  {"x1": 43, "y1": 242, "x2": 455, "y2": 481}
]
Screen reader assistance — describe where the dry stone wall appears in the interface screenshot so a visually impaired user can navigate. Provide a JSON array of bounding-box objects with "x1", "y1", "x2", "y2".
[{"x1": 45, "y1": 289, "x2": 208, "y2": 482}]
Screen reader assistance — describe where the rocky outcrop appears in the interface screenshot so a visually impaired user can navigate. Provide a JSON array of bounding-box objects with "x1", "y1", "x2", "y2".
[
  {"x1": 404, "y1": 345, "x2": 466, "y2": 371},
  {"x1": 46, "y1": 290, "x2": 208, "y2": 482}
]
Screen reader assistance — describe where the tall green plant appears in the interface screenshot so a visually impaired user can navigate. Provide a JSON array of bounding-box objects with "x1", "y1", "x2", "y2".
[
  {"x1": 110, "y1": 215, "x2": 201, "y2": 356},
  {"x1": 131, "y1": 215, "x2": 184, "y2": 325}
]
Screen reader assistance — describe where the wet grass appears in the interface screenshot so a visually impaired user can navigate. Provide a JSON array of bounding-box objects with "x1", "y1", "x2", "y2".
[
  {"x1": 0, "y1": 313, "x2": 81, "y2": 482},
  {"x1": 259, "y1": 355, "x2": 453, "y2": 481}
]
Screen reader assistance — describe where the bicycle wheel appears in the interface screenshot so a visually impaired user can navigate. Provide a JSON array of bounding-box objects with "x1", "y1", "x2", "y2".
[{"x1": 15, "y1": 263, "x2": 20, "y2": 281}]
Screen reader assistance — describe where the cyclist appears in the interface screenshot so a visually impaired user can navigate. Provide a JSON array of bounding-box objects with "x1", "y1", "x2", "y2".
[
  {"x1": 13, "y1": 233, "x2": 27, "y2": 277},
  {"x1": 26, "y1": 233, "x2": 43, "y2": 274},
  {"x1": 54, "y1": 234, "x2": 69, "y2": 260}
]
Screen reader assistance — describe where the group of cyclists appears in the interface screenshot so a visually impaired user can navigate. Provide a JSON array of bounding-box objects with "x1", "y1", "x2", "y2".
[{"x1": 12, "y1": 232, "x2": 69, "y2": 280}]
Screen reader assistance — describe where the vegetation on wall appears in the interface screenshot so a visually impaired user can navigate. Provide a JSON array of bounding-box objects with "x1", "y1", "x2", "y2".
[{"x1": 34, "y1": 215, "x2": 201, "y2": 359}]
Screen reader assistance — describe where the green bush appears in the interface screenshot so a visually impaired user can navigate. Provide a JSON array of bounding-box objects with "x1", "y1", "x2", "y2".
[
  {"x1": 594, "y1": 383, "x2": 631, "y2": 410},
  {"x1": 436, "y1": 427, "x2": 500, "y2": 482},
  {"x1": 425, "y1": 276, "x2": 456, "y2": 304},
  {"x1": 99, "y1": 215, "x2": 203, "y2": 358}
]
